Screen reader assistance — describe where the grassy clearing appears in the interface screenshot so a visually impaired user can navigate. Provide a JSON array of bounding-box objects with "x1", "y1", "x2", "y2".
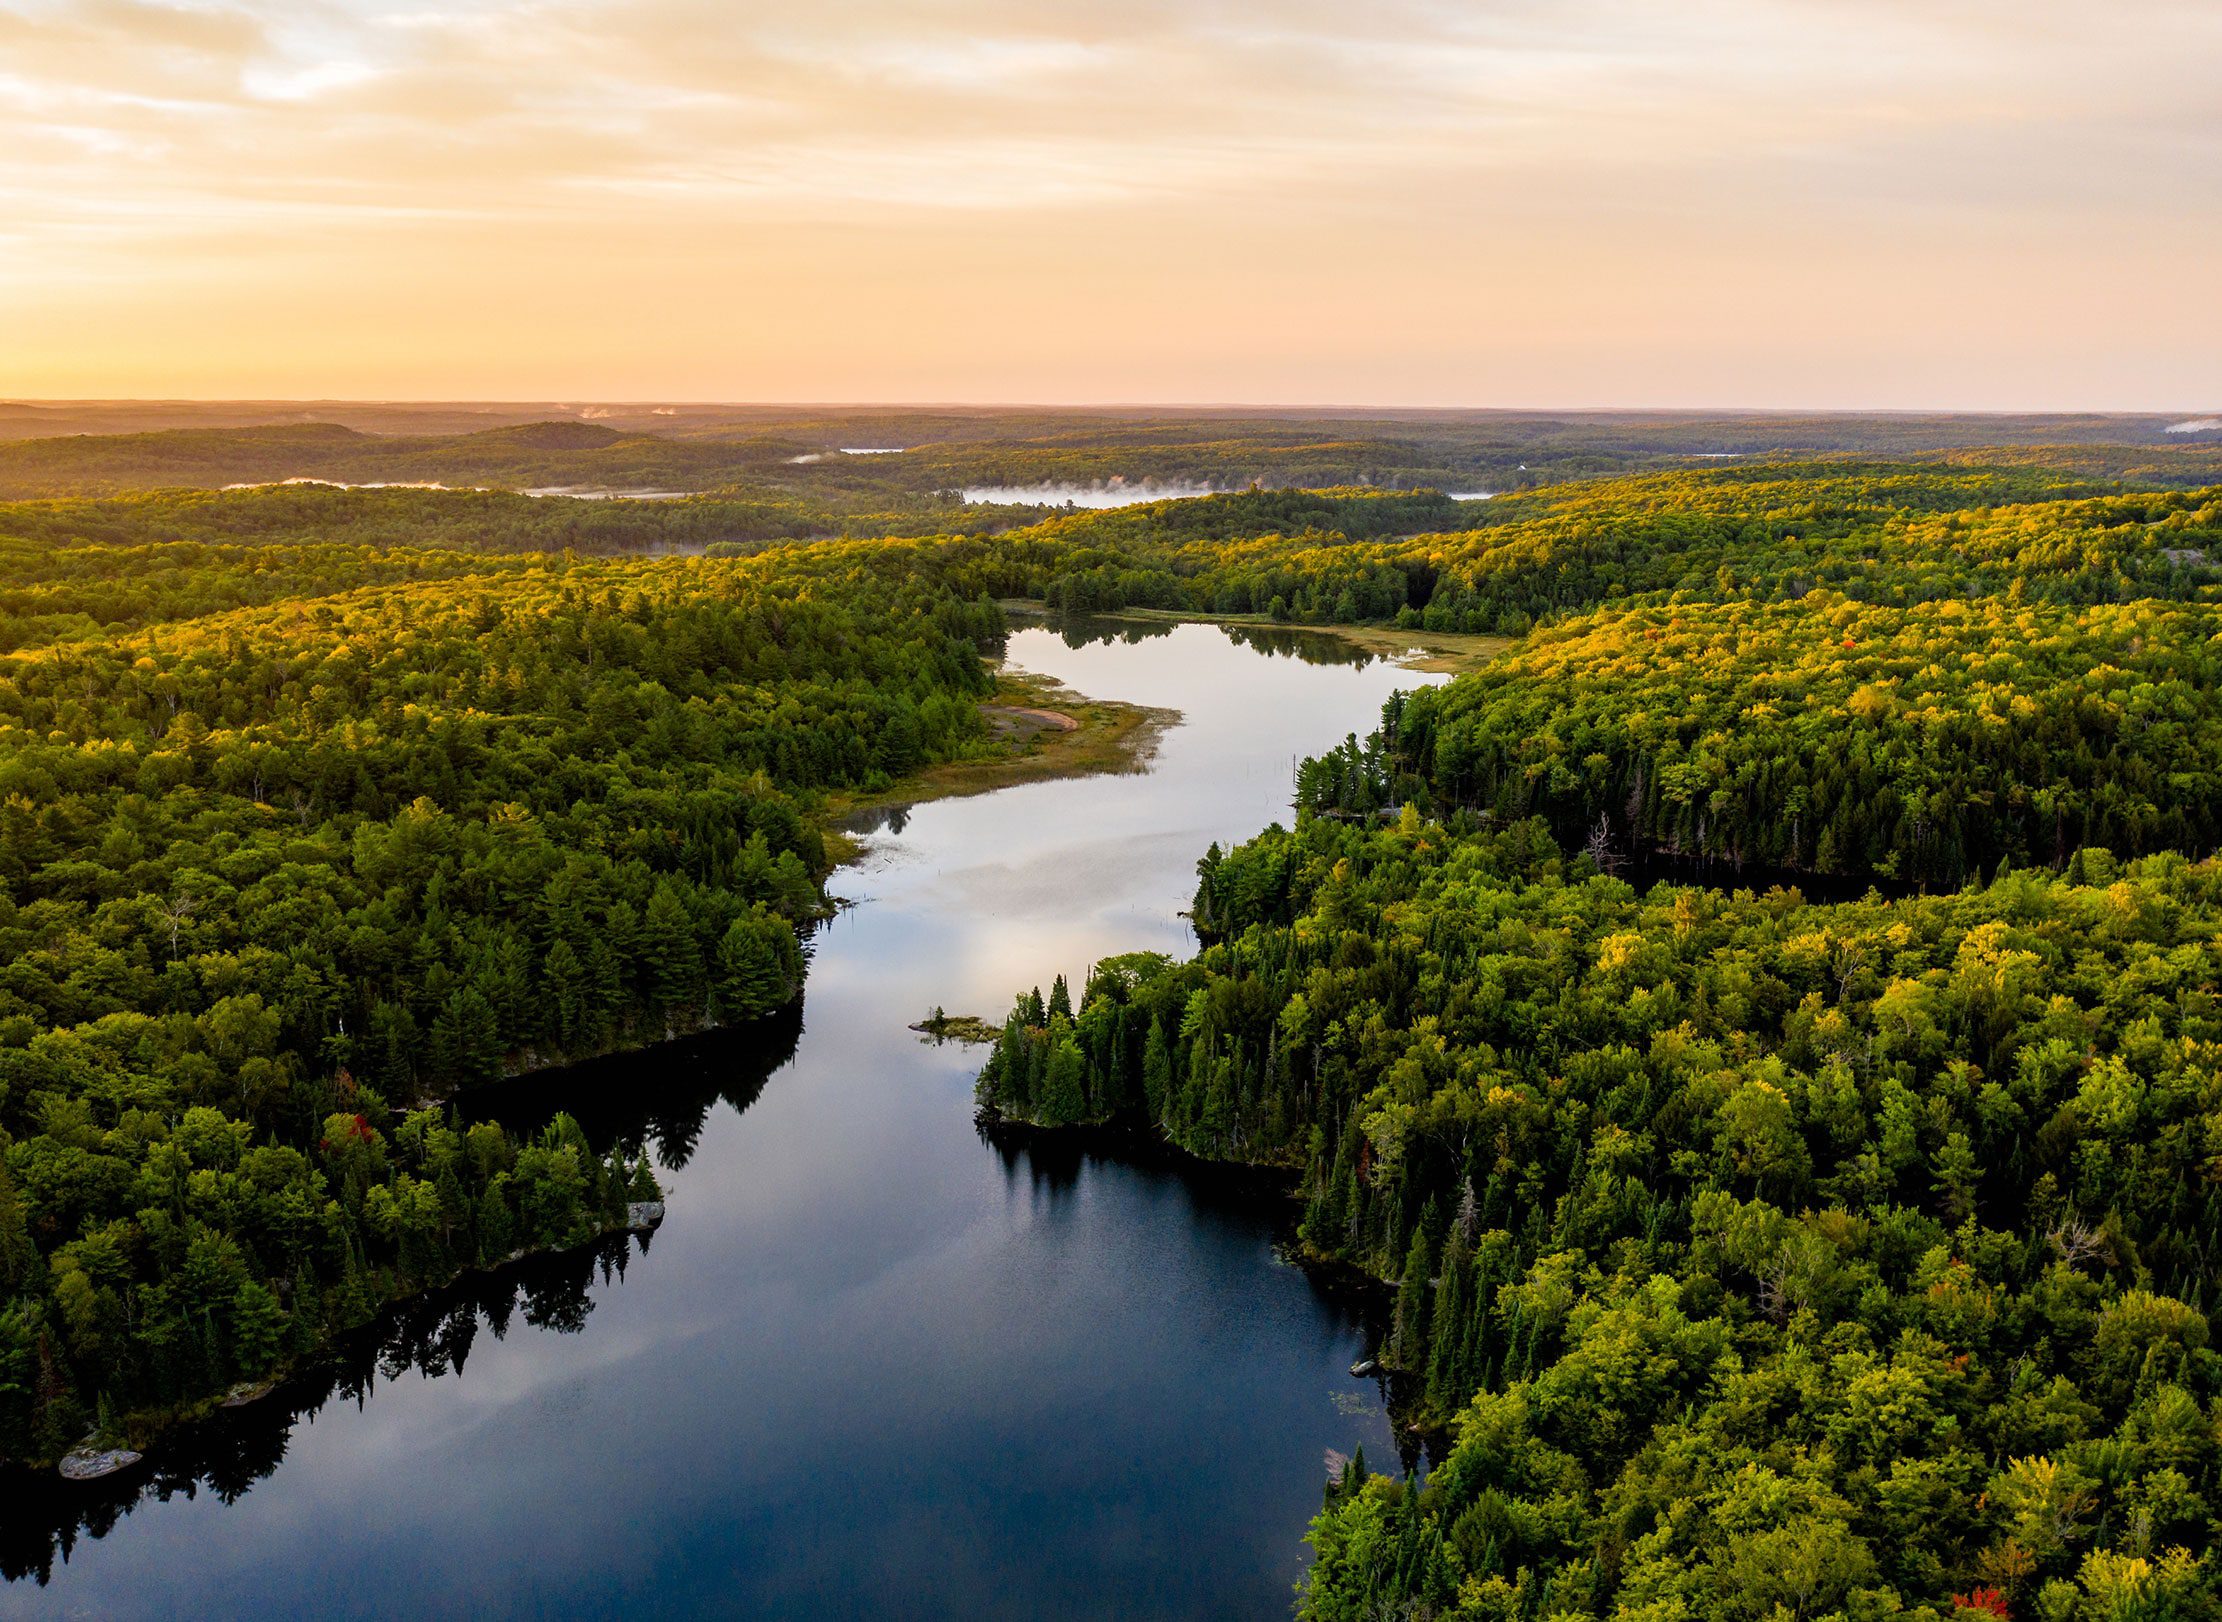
[
  {"x1": 820, "y1": 666, "x2": 1175, "y2": 867},
  {"x1": 1294, "y1": 621, "x2": 1515, "y2": 673}
]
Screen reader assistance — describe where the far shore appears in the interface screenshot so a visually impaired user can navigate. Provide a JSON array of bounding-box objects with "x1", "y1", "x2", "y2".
[
  {"x1": 1018, "y1": 602, "x2": 1517, "y2": 674},
  {"x1": 821, "y1": 666, "x2": 1177, "y2": 867}
]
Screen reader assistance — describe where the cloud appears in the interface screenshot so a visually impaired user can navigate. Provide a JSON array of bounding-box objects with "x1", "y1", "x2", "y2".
[
  {"x1": 0, "y1": 0, "x2": 2216, "y2": 401},
  {"x1": 6, "y1": 0, "x2": 2212, "y2": 223}
]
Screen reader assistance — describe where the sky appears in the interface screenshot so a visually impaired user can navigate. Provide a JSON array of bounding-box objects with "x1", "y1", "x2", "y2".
[{"x1": 1, "y1": 0, "x2": 2217, "y2": 407}]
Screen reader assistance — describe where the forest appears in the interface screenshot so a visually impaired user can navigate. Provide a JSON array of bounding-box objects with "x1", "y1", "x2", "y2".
[
  {"x1": 9, "y1": 429, "x2": 2222, "y2": 1614},
  {"x1": 975, "y1": 455, "x2": 2222, "y2": 1617},
  {"x1": 0, "y1": 514, "x2": 1010, "y2": 1465},
  {"x1": 6, "y1": 405, "x2": 2220, "y2": 504}
]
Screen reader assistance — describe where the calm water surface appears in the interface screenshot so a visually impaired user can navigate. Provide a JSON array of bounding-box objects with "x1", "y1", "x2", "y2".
[{"x1": 2, "y1": 621, "x2": 1440, "y2": 1620}]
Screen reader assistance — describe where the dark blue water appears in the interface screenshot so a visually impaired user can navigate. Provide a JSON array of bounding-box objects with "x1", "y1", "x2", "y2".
[{"x1": 0, "y1": 621, "x2": 1442, "y2": 1619}]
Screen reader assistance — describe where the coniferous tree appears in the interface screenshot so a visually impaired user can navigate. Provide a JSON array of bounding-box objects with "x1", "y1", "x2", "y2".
[{"x1": 1388, "y1": 1224, "x2": 1434, "y2": 1370}]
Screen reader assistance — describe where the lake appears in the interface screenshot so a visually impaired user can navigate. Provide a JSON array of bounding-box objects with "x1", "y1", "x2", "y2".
[
  {"x1": 962, "y1": 483, "x2": 1222, "y2": 508},
  {"x1": 0, "y1": 619, "x2": 1442, "y2": 1620}
]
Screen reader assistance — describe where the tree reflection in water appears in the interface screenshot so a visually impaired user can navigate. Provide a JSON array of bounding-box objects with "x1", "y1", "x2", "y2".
[{"x1": 0, "y1": 1002, "x2": 802, "y2": 1585}]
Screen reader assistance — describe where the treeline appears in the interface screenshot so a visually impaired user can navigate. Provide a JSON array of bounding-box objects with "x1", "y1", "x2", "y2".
[
  {"x1": 976, "y1": 460, "x2": 2222, "y2": 1616},
  {"x1": 0, "y1": 1214, "x2": 650, "y2": 1584},
  {"x1": 0, "y1": 481, "x2": 1000, "y2": 571},
  {"x1": 0, "y1": 530, "x2": 1012, "y2": 1462},
  {"x1": 1005, "y1": 468, "x2": 2221, "y2": 634},
  {"x1": 984, "y1": 813, "x2": 2222, "y2": 1616},
  {"x1": 2, "y1": 1102, "x2": 658, "y2": 1465},
  {"x1": 1316, "y1": 594, "x2": 2222, "y2": 887},
  {"x1": 2, "y1": 994, "x2": 804, "y2": 1579},
  {"x1": 18, "y1": 463, "x2": 2214, "y2": 652}
]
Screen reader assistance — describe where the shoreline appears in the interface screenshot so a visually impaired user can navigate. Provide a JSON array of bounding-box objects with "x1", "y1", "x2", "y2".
[
  {"x1": 14, "y1": 1203, "x2": 664, "y2": 1480},
  {"x1": 1053, "y1": 605, "x2": 1516, "y2": 674},
  {"x1": 821, "y1": 664, "x2": 1177, "y2": 866},
  {"x1": 12, "y1": 657, "x2": 1170, "y2": 1484}
]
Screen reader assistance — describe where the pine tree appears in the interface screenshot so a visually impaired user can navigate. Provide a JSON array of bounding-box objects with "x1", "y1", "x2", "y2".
[
  {"x1": 1425, "y1": 1223, "x2": 1473, "y2": 1414},
  {"x1": 1389, "y1": 1225, "x2": 1435, "y2": 1370},
  {"x1": 643, "y1": 883, "x2": 704, "y2": 1008},
  {"x1": 1040, "y1": 1027, "x2": 1088, "y2": 1126},
  {"x1": 0, "y1": 1149, "x2": 33, "y2": 1291},
  {"x1": 232, "y1": 1281, "x2": 287, "y2": 1377},
  {"x1": 1142, "y1": 1019, "x2": 1174, "y2": 1122}
]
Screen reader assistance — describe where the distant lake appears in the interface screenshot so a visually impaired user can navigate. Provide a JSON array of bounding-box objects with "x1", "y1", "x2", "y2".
[
  {"x1": 222, "y1": 478, "x2": 468, "y2": 492},
  {"x1": 520, "y1": 486, "x2": 693, "y2": 501},
  {"x1": 219, "y1": 478, "x2": 695, "y2": 501},
  {"x1": 963, "y1": 483, "x2": 1222, "y2": 508},
  {"x1": 3, "y1": 619, "x2": 1443, "y2": 1620}
]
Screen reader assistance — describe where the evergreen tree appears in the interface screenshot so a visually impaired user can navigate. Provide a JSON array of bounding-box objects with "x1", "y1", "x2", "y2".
[
  {"x1": 0, "y1": 1150, "x2": 32, "y2": 1292},
  {"x1": 1039, "y1": 1024, "x2": 1089, "y2": 1126},
  {"x1": 1142, "y1": 1018, "x2": 1174, "y2": 1122},
  {"x1": 1389, "y1": 1224, "x2": 1435, "y2": 1370},
  {"x1": 231, "y1": 1281, "x2": 287, "y2": 1377}
]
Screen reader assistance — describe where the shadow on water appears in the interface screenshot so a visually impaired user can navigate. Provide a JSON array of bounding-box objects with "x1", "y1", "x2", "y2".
[
  {"x1": 1017, "y1": 608, "x2": 1388, "y2": 669},
  {"x1": 977, "y1": 1117, "x2": 1438, "y2": 1480},
  {"x1": 455, "y1": 999, "x2": 805, "y2": 1171},
  {"x1": 0, "y1": 1004, "x2": 807, "y2": 1583},
  {"x1": 0, "y1": 988, "x2": 1431, "y2": 1584},
  {"x1": 3, "y1": 619, "x2": 1449, "y2": 1616},
  {"x1": 0, "y1": 1240, "x2": 627, "y2": 1587}
]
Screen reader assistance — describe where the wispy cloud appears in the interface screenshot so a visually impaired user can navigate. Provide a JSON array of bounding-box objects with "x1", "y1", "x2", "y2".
[{"x1": 1, "y1": 0, "x2": 2216, "y2": 402}]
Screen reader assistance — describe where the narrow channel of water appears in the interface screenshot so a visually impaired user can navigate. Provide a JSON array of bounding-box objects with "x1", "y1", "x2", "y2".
[{"x1": 0, "y1": 620, "x2": 1442, "y2": 1619}]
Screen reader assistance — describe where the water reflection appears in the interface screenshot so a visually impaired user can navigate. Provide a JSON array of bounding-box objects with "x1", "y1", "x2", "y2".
[
  {"x1": 0, "y1": 1244, "x2": 623, "y2": 1586},
  {"x1": 1218, "y1": 622, "x2": 1380, "y2": 667},
  {"x1": 0, "y1": 1006, "x2": 808, "y2": 1583},
  {"x1": 457, "y1": 1001, "x2": 805, "y2": 1170},
  {"x1": 1023, "y1": 610, "x2": 1386, "y2": 670},
  {"x1": 4, "y1": 623, "x2": 1445, "y2": 1620}
]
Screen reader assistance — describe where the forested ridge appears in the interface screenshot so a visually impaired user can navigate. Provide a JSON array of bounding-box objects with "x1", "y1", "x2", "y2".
[
  {"x1": 1012, "y1": 469, "x2": 2221, "y2": 631},
  {"x1": 979, "y1": 462, "x2": 2222, "y2": 1618},
  {"x1": 6, "y1": 406, "x2": 2218, "y2": 503}
]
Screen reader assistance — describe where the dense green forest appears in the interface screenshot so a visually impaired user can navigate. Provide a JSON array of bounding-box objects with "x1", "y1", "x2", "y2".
[
  {"x1": 1311, "y1": 594, "x2": 2222, "y2": 886},
  {"x1": 1009, "y1": 470, "x2": 2222, "y2": 630},
  {"x1": 12, "y1": 433, "x2": 2222, "y2": 1617},
  {"x1": 0, "y1": 520, "x2": 1011, "y2": 1464},
  {"x1": 978, "y1": 459, "x2": 2222, "y2": 1617}
]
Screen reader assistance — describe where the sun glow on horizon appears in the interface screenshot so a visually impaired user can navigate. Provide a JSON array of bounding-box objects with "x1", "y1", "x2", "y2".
[{"x1": 2, "y1": 0, "x2": 2218, "y2": 406}]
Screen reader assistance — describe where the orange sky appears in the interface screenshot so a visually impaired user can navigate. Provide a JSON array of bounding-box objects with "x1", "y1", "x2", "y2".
[{"x1": 2, "y1": 0, "x2": 2218, "y2": 407}]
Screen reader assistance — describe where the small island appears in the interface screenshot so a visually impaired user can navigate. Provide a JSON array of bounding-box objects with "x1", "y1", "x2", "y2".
[{"x1": 911, "y1": 1010, "x2": 1000, "y2": 1045}]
